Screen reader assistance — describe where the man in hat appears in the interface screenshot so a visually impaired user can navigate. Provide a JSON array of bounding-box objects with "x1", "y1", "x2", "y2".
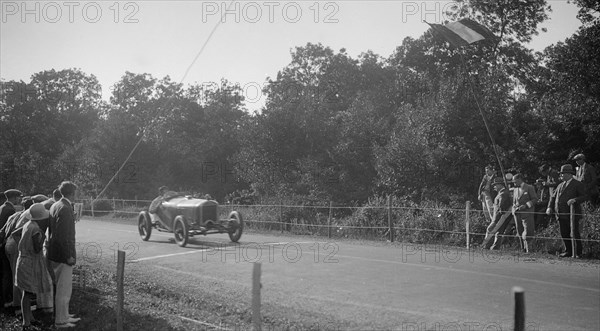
[
  {"x1": 478, "y1": 165, "x2": 497, "y2": 223},
  {"x1": 0, "y1": 189, "x2": 22, "y2": 312},
  {"x1": 574, "y1": 154, "x2": 598, "y2": 204},
  {"x1": 547, "y1": 164, "x2": 588, "y2": 258},
  {"x1": 512, "y1": 174, "x2": 538, "y2": 253},
  {"x1": 481, "y1": 177, "x2": 514, "y2": 249},
  {"x1": 0, "y1": 189, "x2": 22, "y2": 228}
]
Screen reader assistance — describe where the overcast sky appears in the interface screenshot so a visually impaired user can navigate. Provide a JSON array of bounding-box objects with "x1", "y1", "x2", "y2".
[{"x1": 0, "y1": 0, "x2": 583, "y2": 111}]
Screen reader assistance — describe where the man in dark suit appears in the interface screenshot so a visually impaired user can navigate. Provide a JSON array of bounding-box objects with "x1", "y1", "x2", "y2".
[
  {"x1": 48, "y1": 181, "x2": 80, "y2": 328},
  {"x1": 534, "y1": 179, "x2": 550, "y2": 229},
  {"x1": 0, "y1": 189, "x2": 22, "y2": 312},
  {"x1": 547, "y1": 164, "x2": 588, "y2": 258},
  {"x1": 574, "y1": 154, "x2": 598, "y2": 204}
]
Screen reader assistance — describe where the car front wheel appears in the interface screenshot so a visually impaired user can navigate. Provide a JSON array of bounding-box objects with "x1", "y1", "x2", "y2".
[
  {"x1": 174, "y1": 216, "x2": 189, "y2": 247},
  {"x1": 138, "y1": 212, "x2": 152, "y2": 241},
  {"x1": 228, "y1": 211, "x2": 243, "y2": 243}
]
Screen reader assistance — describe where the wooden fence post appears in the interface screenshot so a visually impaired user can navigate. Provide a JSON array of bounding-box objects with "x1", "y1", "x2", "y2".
[
  {"x1": 116, "y1": 250, "x2": 126, "y2": 331},
  {"x1": 252, "y1": 262, "x2": 262, "y2": 331},
  {"x1": 280, "y1": 200, "x2": 284, "y2": 233},
  {"x1": 465, "y1": 201, "x2": 471, "y2": 249},
  {"x1": 388, "y1": 196, "x2": 394, "y2": 243},
  {"x1": 513, "y1": 286, "x2": 525, "y2": 331},
  {"x1": 90, "y1": 197, "x2": 95, "y2": 218},
  {"x1": 328, "y1": 201, "x2": 333, "y2": 239},
  {"x1": 570, "y1": 204, "x2": 577, "y2": 258}
]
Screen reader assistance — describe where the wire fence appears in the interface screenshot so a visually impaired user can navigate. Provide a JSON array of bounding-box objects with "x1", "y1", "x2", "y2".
[{"x1": 75, "y1": 197, "x2": 600, "y2": 258}]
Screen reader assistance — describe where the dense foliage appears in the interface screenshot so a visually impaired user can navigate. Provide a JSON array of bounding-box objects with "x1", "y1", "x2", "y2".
[{"x1": 1, "y1": 1, "x2": 598, "y2": 205}]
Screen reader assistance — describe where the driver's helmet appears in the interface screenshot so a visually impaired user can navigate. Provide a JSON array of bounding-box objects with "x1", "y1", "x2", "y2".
[{"x1": 159, "y1": 186, "x2": 169, "y2": 195}]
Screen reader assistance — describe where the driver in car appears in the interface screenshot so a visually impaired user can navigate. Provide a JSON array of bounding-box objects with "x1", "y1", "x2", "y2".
[{"x1": 149, "y1": 186, "x2": 178, "y2": 223}]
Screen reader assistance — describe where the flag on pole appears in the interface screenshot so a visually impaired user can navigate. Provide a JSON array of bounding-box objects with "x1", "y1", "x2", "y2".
[{"x1": 426, "y1": 19, "x2": 497, "y2": 48}]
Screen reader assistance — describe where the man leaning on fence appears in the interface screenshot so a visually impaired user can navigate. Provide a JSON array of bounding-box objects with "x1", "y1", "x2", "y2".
[
  {"x1": 48, "y1": 181, "x2": 80, "y2": 328},
  {"x1": 481, "y1": 177, "x2": 513, "y2": 250},
  {"x1": 546, "y1": 164, "x2": 588, "y2": 258}
]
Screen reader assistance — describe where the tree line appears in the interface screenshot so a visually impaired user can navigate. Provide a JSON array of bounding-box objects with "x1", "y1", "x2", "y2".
[{"x1": 1, "y1": 0, "x2": 598, "y2": 207}]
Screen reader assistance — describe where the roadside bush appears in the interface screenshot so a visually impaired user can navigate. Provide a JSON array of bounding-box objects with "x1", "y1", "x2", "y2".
[{"x1": 84, "y1": 199, "x2": 113, "y2": 217}]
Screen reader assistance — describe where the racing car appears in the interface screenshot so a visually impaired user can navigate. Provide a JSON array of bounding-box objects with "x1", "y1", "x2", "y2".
[{"x1": 137, "y1": 194, "x2": 243, "y2": 247}]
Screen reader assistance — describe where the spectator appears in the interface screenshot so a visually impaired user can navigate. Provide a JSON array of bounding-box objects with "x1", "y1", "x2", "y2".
[
  {"x1": 43, "y1": 189, "x2": 62, "y2": 211},
  {"x1": 15, "y1": 203, "x2": 53, "y2": 329},
  {"x1": 574, "y1": 154, "x2": 598, "y2": 205},
  {"x1": 1, "y1": 189, "x2": 22, "y2": 313},
  {"x1": 539, "y1": 164, "x2": 560, "y2": 198},
  {"x1": 534, "y1": 179, "x2": 550, "y2": 229},
  {"x1": 1, "y1": 196, "x2": 34, "y2": 315},
  {"x1": 512, "y1": 174, "x2": 538, "y2": 253},
  {"x1": 547, "y1": 164, "x2": 588, "y2": 258},
  {"x1": 48, "y1": 181, "x2": 80, "y2": 328},
  {"x1": 478, "y1": 165, "x2": 497, "y2": 223},
  {"x1": 28, "y1": 194, "x2": 53, "y2": 314},
  {"x1": 481, "y1": 177, "x2": 513, "y2": 250}
]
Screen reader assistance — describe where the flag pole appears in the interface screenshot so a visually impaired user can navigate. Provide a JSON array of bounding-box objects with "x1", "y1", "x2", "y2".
[
  {"x1": 424, "y1": 20, "x2": 507, "y2": 184},
  {"x1": 457, "y1": 50, "x2": 507, "y2": 185}
]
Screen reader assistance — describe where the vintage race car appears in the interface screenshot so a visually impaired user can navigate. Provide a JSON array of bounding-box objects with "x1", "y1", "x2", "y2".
[{"x1": 138, "y1": 194, "x2": 243, "y2": 247}]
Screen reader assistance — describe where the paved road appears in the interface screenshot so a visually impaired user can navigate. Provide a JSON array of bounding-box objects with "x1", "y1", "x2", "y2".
[{"x1": 75, "y1": 217, "x2": 599, "y2": 330}]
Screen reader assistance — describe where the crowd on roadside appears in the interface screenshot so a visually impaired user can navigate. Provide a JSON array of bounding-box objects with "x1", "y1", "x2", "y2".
[
  {"x1": 0, "y1": 181, "x2": 80, "y2": 329},
  {"x1": 477, "y1": 153, "x2": 598, "y2": 257}
]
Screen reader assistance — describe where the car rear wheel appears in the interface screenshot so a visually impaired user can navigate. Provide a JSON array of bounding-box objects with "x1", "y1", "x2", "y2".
[
  {"x1": 174, "y1": 216, "x2": 189, "y2": 247},
  {"x1": 138, "y1": 212, "x2": 152, "y2": 241},
  {"x1": 228, "y1": 211, "x2": 243, "y2": 242}
]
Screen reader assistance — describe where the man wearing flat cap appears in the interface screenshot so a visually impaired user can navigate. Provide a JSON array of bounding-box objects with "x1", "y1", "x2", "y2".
[
  {"x1": 512, "y1": 174, "x2": 538, "y2": 253},
  {"x1": 0, "y1": 189, "x2": 23, "y2": 310},
  {"x1": 574, "y1": 154, "x2": 598, "y2": 204},
  {"x1": 1, "y1": 189, "x2": 22, "y2": 228},
  {"x1": 547, "y1": 164, "x2": 588, "y2": 258}
]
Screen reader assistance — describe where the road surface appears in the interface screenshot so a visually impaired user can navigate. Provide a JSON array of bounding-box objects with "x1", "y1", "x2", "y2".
[{"x1": 75, "y1": 217, "x2": 600, "y2": 330}]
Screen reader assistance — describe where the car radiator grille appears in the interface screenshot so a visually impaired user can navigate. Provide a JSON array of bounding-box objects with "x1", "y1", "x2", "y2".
[{"x1": 203, "y1": 204, "x2": 218, "y2": 223}]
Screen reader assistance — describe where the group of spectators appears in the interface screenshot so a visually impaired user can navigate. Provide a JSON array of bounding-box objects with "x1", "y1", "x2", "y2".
[
  {"x1": 478, "y1": 154, "x2": 598, "y2": 257},
  {"x1": 0, "y1": 181, "x2": 80, "y2": 329}
]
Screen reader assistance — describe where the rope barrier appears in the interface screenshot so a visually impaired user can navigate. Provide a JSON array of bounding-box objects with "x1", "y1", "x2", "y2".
[
  {"x1": 238, "y1": 219, "x2": 600, "y2": 243},
  {"x1": 78, "y1": 198, "x2": 600, "y2": 218},
  {"x1": 77, "y1": 198, "x2": 600, "y2": 244}
]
